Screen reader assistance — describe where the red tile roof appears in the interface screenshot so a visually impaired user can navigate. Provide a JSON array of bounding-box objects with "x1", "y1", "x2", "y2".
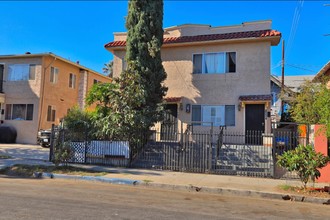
[
  {"x1": 105, "y1": 29, "x2": 281, "y2": 48},
  {"x1": 164, "y1": 97, "x2": 182, "y2": 103},
  {"x1": 239, "y1": 95, "x2": 272, "y2": 101}
]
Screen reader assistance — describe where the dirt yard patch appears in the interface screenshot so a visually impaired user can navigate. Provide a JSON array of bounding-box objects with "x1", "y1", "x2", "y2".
[
  {"x1": 277, "y1": 184, "x2": 330, "y2": 199},
  {"x1": 0, "y1": 164, "x2": 107, "y2": 178}
]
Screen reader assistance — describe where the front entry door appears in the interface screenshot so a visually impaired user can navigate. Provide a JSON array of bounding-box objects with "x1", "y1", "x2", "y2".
[{"x1": 245, "y1": 104, "x2": 265, "y2": 144}]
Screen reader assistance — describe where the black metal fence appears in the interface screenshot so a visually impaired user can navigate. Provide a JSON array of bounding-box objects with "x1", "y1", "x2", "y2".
[
  {"x1": 50, "y1": 126, "x2": 131, "y2": 167},
  {"x1": 50, "y1": 125, "x2": 308, "y2": 179}
]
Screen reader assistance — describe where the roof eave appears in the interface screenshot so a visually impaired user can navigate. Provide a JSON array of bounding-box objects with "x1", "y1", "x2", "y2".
[
  {"x1": 105, "y1": 35, "x2": 281, "y2": 52},
  {"x1": 313, "y1": 61, "x2": 330, "y2": 82},
  {"x1": 162, "y1": 36, "x2": 281, "y2": 48},
  {"x1": 0, "y1": 53, "x2": 109, "y2": 78}
]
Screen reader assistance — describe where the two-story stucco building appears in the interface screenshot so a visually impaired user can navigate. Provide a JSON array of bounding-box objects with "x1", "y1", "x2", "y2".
[
  {"x1": 105, "y1": 20, "x2": 281, "y2": 136},
  {"x1": 0, "y1": 52, "x2": 111, "y2": 144}
]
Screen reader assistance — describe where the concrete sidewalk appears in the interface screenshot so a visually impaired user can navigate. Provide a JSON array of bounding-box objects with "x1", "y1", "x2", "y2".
[
  {"x1": 76, "y1": 164, "x2": 325, "y2": 193},
  {"x1": 0, "y1": 143, "x2": 329, "y2": 204}
]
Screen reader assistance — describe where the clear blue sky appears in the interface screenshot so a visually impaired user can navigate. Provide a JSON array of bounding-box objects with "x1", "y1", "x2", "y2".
[{"x1": 0, "y1": 1, "x2": 329, "y2": 76}]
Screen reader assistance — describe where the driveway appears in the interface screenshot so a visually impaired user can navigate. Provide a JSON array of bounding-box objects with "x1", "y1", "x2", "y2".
[{"x1": 0, "y1": 143, "x2": 49, "y2": 160}]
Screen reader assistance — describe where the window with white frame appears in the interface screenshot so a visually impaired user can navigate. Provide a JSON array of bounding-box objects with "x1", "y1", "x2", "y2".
[
  {"x1": 47, "y1": 105, "x2": 56, "y2": 122},
  {"x1": 50, "y1": 67, "x2": 59, "y2": 83},
  {"x1": 7, "y1": 64, "x2": 36, "y2": 81},
  {"x1": 192, "y1": 105, "x2": 235, "y2": 126},
  {"x1": 193, "y1": 52, "x2": 236, "y2": 74},
  {"x1": 69, "y1": 73, "x2": 76, "y2": 89},
  {"x1": 5, "y1": 104, "x2": 33, "y2": 120}
]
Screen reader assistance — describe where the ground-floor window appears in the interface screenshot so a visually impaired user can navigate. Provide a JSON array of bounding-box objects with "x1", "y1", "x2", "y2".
[
  {"x1": 5, "y1": 104, "x2": 34, "y2": 120},
  {"x1": 192, "y1": 105, "x2": 235, "y2": 126},
  {"x1": 47, "y1": 105, "x2": 56, "y2": 122}
]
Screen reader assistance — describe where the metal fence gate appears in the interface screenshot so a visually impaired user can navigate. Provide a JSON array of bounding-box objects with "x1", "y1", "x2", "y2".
[
  {"x1": 131, "y1": 131, "x2": 213, "y2": 173},
  {"x1": 49, "y1": 126, "x2": 130, "y2": 167}
]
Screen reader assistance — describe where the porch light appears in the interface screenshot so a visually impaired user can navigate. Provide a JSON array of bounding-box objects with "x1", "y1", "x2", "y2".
[
  {"x1": 185, "y1": 104, "x2": 191, "y2": 113},
  {"x1": 179, "y1": 103, "x2": 183, "y2": 111},
  {"x1": 238, "y1": 102, "x2": 242, "y2": 111}
]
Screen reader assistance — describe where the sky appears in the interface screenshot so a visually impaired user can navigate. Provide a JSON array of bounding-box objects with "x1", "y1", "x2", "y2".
[{"x1": 0, "y1": 1, "x2": 329, "y2": 76}]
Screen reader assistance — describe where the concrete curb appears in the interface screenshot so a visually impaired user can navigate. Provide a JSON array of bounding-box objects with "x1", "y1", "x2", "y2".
[
  {"x1": 40, "y1": 172, "x2": 330, "y2": 205},
  {"x1": 42, "y1": 172, "x2": 141, "y2": 185},
  {"x1": 136, "y1": 182, "x2": 330, "y2": 205}
]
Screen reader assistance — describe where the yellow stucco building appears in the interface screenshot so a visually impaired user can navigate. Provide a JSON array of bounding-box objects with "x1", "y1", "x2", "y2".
[{"x1": 0, "y1": 53, "x2": 111, "y2": 144}]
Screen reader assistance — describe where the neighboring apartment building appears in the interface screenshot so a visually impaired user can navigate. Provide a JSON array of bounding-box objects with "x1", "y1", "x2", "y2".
[
  {"x1": 270, "y1": 75, "x2": 314, "y2": 124},
  {"x1": 0, "y1": 53, "x2": 111, "y2": 144},
  {"x1": 105, "y1": 20, "x2": 281, "y2": 135},
  {"x1": 270, "y1": 75, "x2": 295, "y2": 123},
  {"x1": 313, "y1": 60, "x2": 330, "y2": 87}
]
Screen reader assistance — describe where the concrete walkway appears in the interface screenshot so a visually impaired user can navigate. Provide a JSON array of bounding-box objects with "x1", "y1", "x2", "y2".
[
  {"x1": 1, "y1": 143, "x2": 330, "y2": 204},
  {"x1": 0, "y1": 143, "x2": 49, "y2": 161}
]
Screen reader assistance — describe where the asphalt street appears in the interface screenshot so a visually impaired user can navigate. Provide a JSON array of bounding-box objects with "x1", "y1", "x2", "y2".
[{"x1": 1, "y1": 178, "x2": 330, "y2": 220}]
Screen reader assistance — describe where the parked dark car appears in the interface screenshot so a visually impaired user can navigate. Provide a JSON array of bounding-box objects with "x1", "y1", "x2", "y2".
[
  {"x1": 0, "y1": 125, "x2": 17, "y2": 143},
  {"x1": 37, "y1": 129, "x2": 51, "y2": 148}
]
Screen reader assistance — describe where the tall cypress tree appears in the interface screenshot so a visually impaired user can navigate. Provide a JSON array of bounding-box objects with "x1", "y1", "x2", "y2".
[
  {"x1": 123, "y1": 0, "x2": 167, "y2": 129},
  {"x1": 86, "y1": 0, "x2": 167, "y2": 151}
]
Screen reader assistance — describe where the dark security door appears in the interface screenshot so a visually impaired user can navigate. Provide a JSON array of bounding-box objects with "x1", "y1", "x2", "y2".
[
  {"x1": 245, "y1": 104, "x2": 265, "y2": 144},
  {"x1": 161, "y1": 104, "x2": 178, "y2": 141},
  {"x1": 0, "y1": 65, "x2": 3, "y2": 93}
]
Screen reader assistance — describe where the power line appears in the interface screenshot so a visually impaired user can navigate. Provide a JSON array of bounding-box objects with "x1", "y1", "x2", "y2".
[
  {"x1": 286, "y1": 0, "x2": 304, "y2": 61},
  {"x1": 285, "y1": 63, "x2": 317, "y2": 73},
  {"x1": 271, "y1": 60, "x2": 282, "y2": 70}
]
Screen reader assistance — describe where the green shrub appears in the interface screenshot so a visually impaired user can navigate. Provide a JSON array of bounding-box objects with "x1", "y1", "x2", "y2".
[
  {"x1": 54, "y1": 142, "x2": 72, "y2": 167},
  {"x1": 63, "y1": 106, "x2": 95, "y2": 140},
  {"x1": 277, "y1": 145, "x2": 330, "y2": 188}
]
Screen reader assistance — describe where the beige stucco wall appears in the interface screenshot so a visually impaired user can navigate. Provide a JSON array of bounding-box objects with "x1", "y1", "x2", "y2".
[
  {"x1": 116, "y1": 20, "x2": 272, "y2": 41},
  {"x1": 112, "y1": 40, "x2": 272, "y2": 133},
  {"x1": 164, "y1": 21, "x2": 272, "y2": 38},
  {"x1": 1, "y1": 57, "x2": 42, "y2": 144}
]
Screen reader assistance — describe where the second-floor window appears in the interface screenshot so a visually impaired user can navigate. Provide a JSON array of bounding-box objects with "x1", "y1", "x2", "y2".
[
  {"x1": 47, "y1": 105, "x2": 56, "y2": 122},
  {"x1": 50, "y1": 67, "x2": 59, "y2": 83},
  {"x1": 5, "y1": 104, "x2": 34, "y2": 121},
  {"x1": 193, "y1": 52, "x2": 236, "y2": 74},
  {"x1": 7, "y1": 64, "x2": 36, "y2": 81},
  {"x1": 69, "y1": 73, "x2": 76, "y2": 89}
]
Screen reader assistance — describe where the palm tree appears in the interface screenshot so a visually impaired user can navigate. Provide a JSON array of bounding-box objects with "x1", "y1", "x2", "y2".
[{"x1": 103, "y1": 61, "x2": 113, "y2": 78}]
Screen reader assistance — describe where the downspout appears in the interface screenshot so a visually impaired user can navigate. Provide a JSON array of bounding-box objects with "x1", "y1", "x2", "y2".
[
  {"x1": 38, "y1": 56, "x2": 56, "y2": 130},
  {"x1": 85, "y1": 71, "x2": 89, "y2": 109}
]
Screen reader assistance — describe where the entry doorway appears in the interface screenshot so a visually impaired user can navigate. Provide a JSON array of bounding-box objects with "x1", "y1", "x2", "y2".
[
  {"x1": 245, "y1": 104, "x2": 265, "y2": 144},
  {"x1": 160, "y1": 104, "x2": 178, "y2": 141}
]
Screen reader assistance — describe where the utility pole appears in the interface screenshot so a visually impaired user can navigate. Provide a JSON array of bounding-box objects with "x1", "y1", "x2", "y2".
[
  {"x1": 281, "y1": 40, "x2": 285, "y2": 90},
  {"x1": 281, "y1": 40, "x2": 285, "y2": 117}
]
